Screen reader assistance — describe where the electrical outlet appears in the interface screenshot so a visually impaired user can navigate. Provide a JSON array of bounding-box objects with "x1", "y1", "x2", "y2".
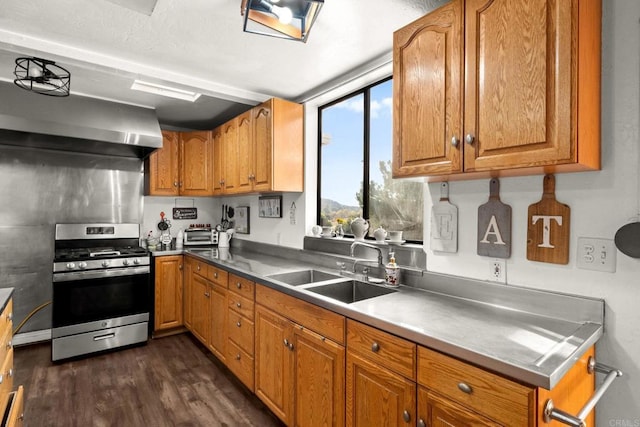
[
  {"x1": 577, "y1": 237, "x2": 616, "y2": 272},
  {"x1": 489, "y1": 259, "x2": 506, "y2": 283}
]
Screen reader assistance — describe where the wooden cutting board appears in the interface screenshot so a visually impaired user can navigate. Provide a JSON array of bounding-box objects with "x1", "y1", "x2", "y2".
[
  {"x1": 527, "y1": 174, "x2": 570, "y2": 264},
  {"x1": 477, "y1": 178, "x2": 511, "y2": 258},
  {"x1": 430, "y1": 182, "x2": 458, "y2": 253}
]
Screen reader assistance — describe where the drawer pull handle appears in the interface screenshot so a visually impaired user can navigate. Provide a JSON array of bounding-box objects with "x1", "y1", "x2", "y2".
[
  {"x1": 93, "y1": 333, "x2": 116, "y2": 341},
  {"x1": 457, "y1": 382, "x2": 473, "y2": 394},
  {"x1": 371, "y1": 342, "x2": 380, "y2": 353},
  {"x1": 418, "y1": 419, "x2": 426, "y2": 427},
  {"x1": 402, "y1": 410, "x2": 411, "y2": 423},
  {"x1": 544, "y1": 357, "x2": 623, "y2": 427}
]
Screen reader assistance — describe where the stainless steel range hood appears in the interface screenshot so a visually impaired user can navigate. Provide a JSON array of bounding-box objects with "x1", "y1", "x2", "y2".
[{"x1": 0, "y1": 82, "x2": 163, "y2": 159}]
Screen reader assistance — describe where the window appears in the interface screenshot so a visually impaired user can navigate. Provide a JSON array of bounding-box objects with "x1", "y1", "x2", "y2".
[{"x1": 318, "y1": 78, "x2": 424, "y2": 242}]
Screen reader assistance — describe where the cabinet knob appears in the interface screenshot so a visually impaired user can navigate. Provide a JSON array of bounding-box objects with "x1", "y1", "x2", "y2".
[
  {"x1": 8, "y1": 368, "x2": 12, "y2": 378},
  {"x1": 458, "y1": 382, "x2": 473, "y2": 394},
  {"x1": 284, "y1": 338, "x2": 289, "y2": 347},
  {"x1": 173, "y1": 181, "x2": 178, "y2": 187},
  {"x1": 418, "y1": 419, "x2": 426, "y2": 427},
  {"x1": 288, "y1": 343, "x2": 294, "y2": 351},
  {"x1": 236, "y1": 353, "x2": 241, "y2": 360},
  {"x1": 6, "y1": 313, "x2": 12, "y2": 322},
  {"x1": 214, "y1": 272, "x2": 218, "y2": 278},
  {"x1": 6, "y1": 341, "x2": 11, "y2": 350},
  {"x1": 236, "y1": 320, "x2": 241, "y2": 327},
  {"x1": 465, "y1": 133, "x2": 475, "y2": 145},
  {"x1": 402, "y1": 410, "x2": 411, "y2": 423},
  {"x1": 197, "y1": 265, "x2": 201, "y2": 271},
  {"x1": 179, "y1": 264, "x2": 183, "y2": 270},
  {"x1": 204, "y1": 292, "x2": 210, "y2": 298},
  {"x1": 451, "y1": 136, "x2": 460, "y2": 147},
  {"x1": 371, "y1": 342, "x2": 380, "y2": 353},
  {"x1": 236, "y1": 302, "x2": 241, "y2": 308},
  {"x1": 178, "y1": 181, "x2": 183, "y2": 187},
  {"x1": 236, "y1": 282, "x2": 242, "y2": 289}
]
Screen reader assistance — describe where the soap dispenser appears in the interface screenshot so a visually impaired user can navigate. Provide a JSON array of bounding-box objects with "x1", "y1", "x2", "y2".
[{"x1": 385, "y1": 251, "x2": 399, "y2": 287}]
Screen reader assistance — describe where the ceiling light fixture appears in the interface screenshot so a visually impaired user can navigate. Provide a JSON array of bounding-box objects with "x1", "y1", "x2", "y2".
[
  {"x1": 241, "y1": 0, "x2": 324, "y2": 43},
  {"x1": 130, "y1": 80, "x2": 202, "y2": 102},
  {"x1": 13, "y1": 57, "x2": 71, "y2": 97}
]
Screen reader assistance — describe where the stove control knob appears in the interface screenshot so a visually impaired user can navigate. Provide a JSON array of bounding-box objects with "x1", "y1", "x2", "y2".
[
  {"x1": 122, "y1": 259, "x2": 130, "y2": 266},
  {"x1": 102, "y1": 260, "x2": 110, "y2": 268},
  {"x1": 78, "y1": 262, "x2": 88, "y2": 269},
  {"x1": 66, "y1": 263, "x2": 76, "y2": 270},
  {"x1": 133, "y1": 258, "x2": 140, "y2": 265}
]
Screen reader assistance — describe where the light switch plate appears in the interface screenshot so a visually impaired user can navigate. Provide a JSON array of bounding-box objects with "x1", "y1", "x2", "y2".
[{"x1": 577, "y1": 237, "x2": 616, "y2": 273}]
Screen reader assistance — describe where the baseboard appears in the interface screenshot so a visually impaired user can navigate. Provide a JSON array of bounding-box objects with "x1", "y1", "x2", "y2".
[{"x1": 13, "y1": 329, "x2": 52, "y2": 346}]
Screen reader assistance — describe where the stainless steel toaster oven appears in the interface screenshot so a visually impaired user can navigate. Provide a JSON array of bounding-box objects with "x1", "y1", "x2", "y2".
[{"x1": 183, "y1": 228, "x2": 218, "y2": 246}]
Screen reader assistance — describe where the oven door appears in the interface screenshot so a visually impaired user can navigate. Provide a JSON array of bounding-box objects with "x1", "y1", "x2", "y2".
[{"x1": 52, "y1": 266, "x2": 151, "y2": 332}]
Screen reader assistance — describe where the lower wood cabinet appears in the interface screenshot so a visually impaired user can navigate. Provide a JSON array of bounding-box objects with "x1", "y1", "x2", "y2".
[
  {"x1": 154, "y1": 255, "x2": 183, "y2": 332},
  {"x1": 255, "y1": 284, "x2": 345, "y2": 427},
  {"x1": 1, "y1": 298, "x2": 24, "y2": 426},
  {"x1": 418, "y1": 387, "x2": 500, "y2": 427},
  {"x1": 190, "y1": 274, "x2": 210, "y2": 345},
  {"x1": 207, "y1": 280, "x2": 227, "y2": 362},
  {"x1": 226, "y1": 274, "x2": 256, "y2": 391},
  {"x1": 346, "y1": 320, "x2": 416, "y2": 427}
]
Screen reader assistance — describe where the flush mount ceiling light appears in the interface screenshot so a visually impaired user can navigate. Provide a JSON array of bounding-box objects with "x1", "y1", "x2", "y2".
[
  {"x1": 130, "y1": 80, "x2": 202, "y2": 102},
  {"x1": 241, "y1": 0, "x2": 324, "y2": 43},
  {"x1": 14, "y1": 57, "x2": 71, "y2": 97}
]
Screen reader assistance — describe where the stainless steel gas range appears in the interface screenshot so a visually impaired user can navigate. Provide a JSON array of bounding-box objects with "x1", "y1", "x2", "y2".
[{"x1": 52, "y1": 223, "x2": 151, "y2": 361}]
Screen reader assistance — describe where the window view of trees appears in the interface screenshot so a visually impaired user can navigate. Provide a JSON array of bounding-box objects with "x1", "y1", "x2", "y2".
[{"x1": 319, "y1": 78, "x2": 423, "y2": 242}]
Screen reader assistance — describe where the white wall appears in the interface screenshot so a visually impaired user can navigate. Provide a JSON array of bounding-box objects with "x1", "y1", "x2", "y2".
[{"x1": 142, "y1": 196, "x2": 219, "y2": 241}]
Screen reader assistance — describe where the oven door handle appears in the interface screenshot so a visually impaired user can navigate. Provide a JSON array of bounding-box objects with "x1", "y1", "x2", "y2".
[{"x1": 53, "y1": 266, "x2": 150, "y2": 282}]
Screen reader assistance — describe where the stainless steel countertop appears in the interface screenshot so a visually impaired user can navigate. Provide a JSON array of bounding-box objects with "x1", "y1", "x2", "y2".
[{"x1": 179, "y1": 246, "x2": 603, "y2": 390}]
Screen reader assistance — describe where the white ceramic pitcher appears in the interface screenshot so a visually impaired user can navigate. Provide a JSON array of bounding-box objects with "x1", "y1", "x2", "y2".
[
  {"x1": 350, "y1": 217, "x2": 369, "y2": 241},
  {"x1": 218, "y1": 228, "x2": 234, "y2": 248}
]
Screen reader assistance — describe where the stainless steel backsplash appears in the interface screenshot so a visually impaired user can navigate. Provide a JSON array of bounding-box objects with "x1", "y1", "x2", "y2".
[{"x1": 0, "y1": 144, "x2": 144, "y2": 333}]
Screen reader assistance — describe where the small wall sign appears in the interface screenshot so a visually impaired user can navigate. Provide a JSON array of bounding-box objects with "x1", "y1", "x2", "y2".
[
  {"x1": 172, "y1": 207, "x2": 197, "y2": 220},
  {"x1": 477, "y1": 178, "x2": 512, "y2": 259},
  {"x1": 259, "y1": 195, "x2": 282, "y2": 218},
  {"x1": 527, "y1": 174, "x2": 570, "y2": 264},
  {"x1": 431, "y1": 182, "x2": 458, "y2": 253}
]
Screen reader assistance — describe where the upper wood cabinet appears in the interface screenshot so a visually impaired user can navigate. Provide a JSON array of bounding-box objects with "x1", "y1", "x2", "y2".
[
  {"x1": 214, "y1": 118, "x2": 240, "y2": 195},
  {"x1": 393, "y1": 0, "x2": 601, "y2": 180},
  {"x1": 145, "y1": 130, "x2": 213, "y2": 196},
  {"x1": 145, "y1": 131, "x2": 180, "y2": 195},
  {"x1": 219, "y1": 98, "x2": 304, "y2": 195}
]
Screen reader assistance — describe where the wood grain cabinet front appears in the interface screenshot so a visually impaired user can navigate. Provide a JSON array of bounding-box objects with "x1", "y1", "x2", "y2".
[
  {"x1": 1, "y1": 298, "x2": 23, "y2": 427},
  {"x1": 226, "y1": 274, "x2": 256, "y2": 391},
  {"x1": 154, "y1": 256, "x2": 184, "y2": 332},
  {"x1": 393, "y1": 0, "x2": 601, "y2": 180},
  {"x1": 255, "y1": 284, "x2": 345, "y2": 427},
  {"x1": 145, "y1": 130, "x2": 213, "y2": 196}
]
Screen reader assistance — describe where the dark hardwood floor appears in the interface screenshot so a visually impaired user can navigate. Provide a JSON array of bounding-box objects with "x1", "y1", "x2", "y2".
[{"x1": 14, "y1": 333, "x2": 285, "y2": 427}]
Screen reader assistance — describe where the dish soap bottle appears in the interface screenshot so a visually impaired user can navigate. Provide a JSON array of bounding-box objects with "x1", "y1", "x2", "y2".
[
  {"x1": 176, "y1": 228, "x2": 184, "y2": 250},
  {"x1": 385, "y1": 251, "x2": 399, "y2": 287}
]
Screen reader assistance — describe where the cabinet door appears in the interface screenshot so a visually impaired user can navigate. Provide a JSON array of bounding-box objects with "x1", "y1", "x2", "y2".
[
  {"x1": 222, "y1": 119, "x2": 239, "y2": 193},
  {"x1": 212, "y1": 127, "x2": 225, "y2": 195},
  {"x1": 417, "y1": 387, "x2": 501, "y2": 427},
  {"x1": 346, "y1": 351, "x2": 416, "y2": 427},
  {"x1": 180, "y1": 131, "x2": 213, "y2": 195},
  {"x1": 236, "y1": 111, "x2": 254, "y2": 193},
  {"x1": 208, "y1": 284, "x2": 227, "y2": 362},
  {"x1": 5, "y1": 385, "x2": 24, "y2": 427},
  {"x1": 190, "y1": 274, "x2": 210, "y2": 345},
  {"x1": 254, "y1": 305, "x2": 294, "y2": 425},
  {"x1": 154, "y1": 256, "x2": 183, "y2": 331},
  {"x1": 183, "y1": 258, "x2": 193, "y2": 330},
  {"x1": 393, "y1": 0, "x2": 463, "y2": 177},
  {"x1": 463, "y1": 0, "x2": 572, "y2": 171},
  {"x1": 293, "y1": 325, "x2": 345, "y2": 427},
  {"x1": 147, "y1": 130, "x2": 180, "y2": 195},
  {"x1": 252, "y1": 101, "x2": 273, "y2": 192}
]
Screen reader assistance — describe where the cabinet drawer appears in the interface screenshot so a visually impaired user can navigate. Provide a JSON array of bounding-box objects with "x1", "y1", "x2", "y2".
[
  {"x1": 228, "y1": 310, "x2": 254, "y2": 355},
  {"x1": 228, "y1": 274, "x2": 255, "y2": 300},
  {"x1": 0, "y1": 348, "x2": 13, "y2": 415},
  {"x1": 210, "y1": 265, "x2": 228, "y2": 288},
  {"x1": 347, "y1": 319, "x2": 416, "y2": 379},
  {"x1": 4, "y1": 385, "x2": 24, "y2": 427},
  {"x1": 191, "y1": 259, "x2": 210, "y2": 279},
  {"x1": 0, "y1": 327, "x2": 11, "y2": 370},
  {"x1": 227, "y1": 339, "x2": 254, "y2": 391},
  {"x1": 227, "y1": 292, "x2": 254, "y2": 320},
  {"x1": 417, "y1": 346, "x2": 534, "y2": 426},
  {"x1": 0, "y1": 300, "x2": 12, "y2": 343},
  {"x1": 256, "y1": 284, "x2": 345, "y2": 345}
]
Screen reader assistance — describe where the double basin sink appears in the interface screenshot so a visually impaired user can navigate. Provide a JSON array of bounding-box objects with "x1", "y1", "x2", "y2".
[{"x1": 267, "y1": 269, "x2": 397, "y2": 304}]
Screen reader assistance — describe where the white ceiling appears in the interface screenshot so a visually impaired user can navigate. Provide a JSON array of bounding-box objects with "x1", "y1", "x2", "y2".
[{"x1": 0, "y1": 0, "x2": 447, "y2": 129}]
